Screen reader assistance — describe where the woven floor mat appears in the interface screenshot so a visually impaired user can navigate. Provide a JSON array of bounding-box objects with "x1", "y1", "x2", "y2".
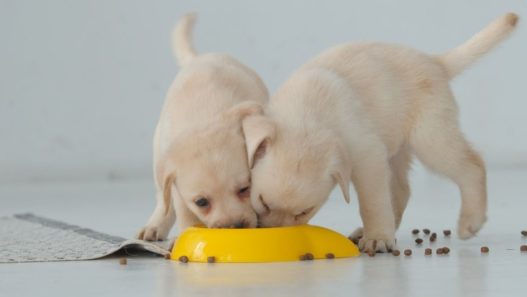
[{"x1": 0, "y1": 213, "x2": 172, "y2": 263}]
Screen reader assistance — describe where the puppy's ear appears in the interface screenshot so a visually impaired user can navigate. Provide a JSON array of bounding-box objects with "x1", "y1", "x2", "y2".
[
  {"x1": 242, "y1": 115, "x2": 276, "y2": 168},
  {"x1": 162, "y1": 174, "x2": 176, "y2": 216},
  {"x1": 330, "y1": 141, "x2": 351, "y2": 204},
  {"x1": 155, "y1": 156, "x2": 177, "y2": 216},
  {"x1": 224, "y1": 101, "x2": 264, "y2": 121}
]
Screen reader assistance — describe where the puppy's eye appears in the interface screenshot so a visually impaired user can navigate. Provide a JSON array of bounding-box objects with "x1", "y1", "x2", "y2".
[
  {"x1": 237, "y1": 186, "x2": 250, "y2": 199},
  {"x1": 195, "y1": 197, "x2": 209, "y2": 208},
  {"x1": 294, "y1": 207, "x2": 314, "y2": 221}
]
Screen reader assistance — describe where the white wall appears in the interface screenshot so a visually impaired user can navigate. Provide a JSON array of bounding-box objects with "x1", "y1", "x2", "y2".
[{"x1": 1, "y1": 0, "x2": 526, "y2": 183}]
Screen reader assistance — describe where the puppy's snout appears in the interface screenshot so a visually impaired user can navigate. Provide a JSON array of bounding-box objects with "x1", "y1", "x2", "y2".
[
  {"x1": 217, "y1": 220, "x2": 249, "y2": 229},
  {"x1": 233, "y1": 221, "x2": 248, "y2": 228}
]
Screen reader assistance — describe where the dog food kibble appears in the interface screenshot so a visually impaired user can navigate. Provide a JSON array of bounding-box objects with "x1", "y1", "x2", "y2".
[
  {"x1": 300, "y1": 253, "x2": 314, "y2": 261},
  {"x1": 207, "y1": 256, "x2": 216, "y2": 263},
  {"x1": 178, "y1": 256, "x2": 189, "y2": 263},
  {"x1": 443, "y1": 230, "x2": 452, "y2": 236},
  {"x1": 521, "y1": 230, "x2": 527, "y2": 236},
  {"x1": 325, "y1": 253, "x2": 335, "y2": 259},
  {"x1": 425, "y1": 248, "x2": 432, "y2": 255},
  {"x1": 392, "y1": 250, "x2": 401, "y2": 256},
  {"x1": 368, "y1": 251, "x2": 376, "y2": 257},
  {"x1": 481, "y1": 246, "x2": 490, "y2": 253},
  {"x1": 119, "y1": 258, "x2": 127, "y2": 265},
  {"x1": 430, "y1": 233, "x2": 437, "y2": 242},
  {"x1": 431, "y1": 232, "x2": 437, "y2": 239},
  {"x1": 164, "y1": 254, "x2": 171, "y2": 260},
  {"x1": 415, "y1": 238, "x2": 423, "y2": 245},
  {"x1": 521, "y1": 245, "x2": 527, "y2": 252},
  {"x1": 423, "y1": 229, "x2": 431, "y2": 235},
  {"x1": 412, "y1": 229, "x2": 420, "y2": 235},
  {"x1": 404, "y1": 249, "x2": 412, "y2": 256},
  {"x1": 442, "y1": 247, "x2": 450, "y2": 254},
  {"x1": 436, "y1": 248, "x2": 444, "y2": 255}
]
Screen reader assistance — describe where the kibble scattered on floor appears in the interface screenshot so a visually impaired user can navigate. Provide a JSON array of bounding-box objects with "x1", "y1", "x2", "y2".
[
  {"x1": 207, "y1": 256, "x2": 216, "y2": 263},
  {"x1": 164, "y1": 254, "x2": 171, "y2": 260},
  {"x1": 430, "y1": 233, "x2": 437, "y2": 242},
  {"x1": 119, "y1": 258, "x2": 127, "y2": 265},
  {"x1": 325, "y1": 253, "x2": 335, "y2": 259},
  {"x1": 349, "y1": 228, "x2": 527, "y2": 259},
  {"x1": 178, "y1": 256, "x2": 189, "y2": 263},
  {"x1": 352, "y1": 229, "x2": 527, "y2": 259},
  {"x1": 300, "y1": 253, "x2": 315, "y2": 261}
]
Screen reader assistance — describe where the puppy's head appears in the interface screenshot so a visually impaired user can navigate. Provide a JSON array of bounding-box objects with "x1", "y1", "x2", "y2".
[
  {"x1": 243, "y1": 116, "x2": 351, "y2": 227},
  {"x1": 157, "y1": 102, "x2": 264, "y2": 229}
]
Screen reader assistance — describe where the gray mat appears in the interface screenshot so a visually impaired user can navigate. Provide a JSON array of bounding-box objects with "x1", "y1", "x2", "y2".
[{"x1": 0, "y1": 213, "x2": 172, "y2": 263}]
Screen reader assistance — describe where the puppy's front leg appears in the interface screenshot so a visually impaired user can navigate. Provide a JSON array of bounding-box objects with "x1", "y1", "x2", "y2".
[
  {"x1": 351, "y1": 147, "x2": 396, "y2": 253},
  {"x1": 137, "y1": 191, "x2": 176, "y2": 241}
]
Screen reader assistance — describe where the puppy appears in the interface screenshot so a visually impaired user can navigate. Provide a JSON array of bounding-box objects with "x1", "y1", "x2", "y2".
[
  {"x1": 244, "y1": 13, "x2": 518, "y2": 252},
  {"x1": 137, "y1": 14, "x2": 268, "y2": 241}
]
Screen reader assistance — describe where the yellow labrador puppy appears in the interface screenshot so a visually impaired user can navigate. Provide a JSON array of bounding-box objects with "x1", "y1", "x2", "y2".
[
  {"x1": 244, "y1": 13, "x2": 518, "y2": 252},
  {"x1": 138, "y1": 14, "x2": 268, "y2": 241}
]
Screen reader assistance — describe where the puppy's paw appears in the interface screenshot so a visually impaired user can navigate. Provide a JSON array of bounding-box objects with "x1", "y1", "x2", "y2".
[
  {"x1": 358, "y1": 235, "x2": 396, "y2": 253},
  {"x1": 458, "y1": 211, "x2": 487, "y2": 239},
  {"x1": 348, "y1": 227, "x2": 363, "y2": 244},
  {"x1": 136, "y1": 225, "x2": 169, "y2": 241}
]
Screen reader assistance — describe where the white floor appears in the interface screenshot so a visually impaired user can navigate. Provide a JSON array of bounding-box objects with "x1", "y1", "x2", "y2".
[{"x1": 1, "y1": 167, "x2": 527, "y2": 297}]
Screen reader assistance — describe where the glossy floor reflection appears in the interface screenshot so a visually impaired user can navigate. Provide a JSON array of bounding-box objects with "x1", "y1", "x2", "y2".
[{"x1": 1, "y1": 168, "x2": 527, "y2": 296}]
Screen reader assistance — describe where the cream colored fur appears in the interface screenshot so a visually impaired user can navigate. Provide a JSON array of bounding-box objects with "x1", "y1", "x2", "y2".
[
  {"x1": 246, "y1": 13, "x2": 518, "y2": 252},
  {"x1": 137, "y1": 14, "x2": 268, "y2": 241}
]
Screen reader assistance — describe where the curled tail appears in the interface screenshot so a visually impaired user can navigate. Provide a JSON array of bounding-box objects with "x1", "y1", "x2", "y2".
[
  {"x1": 172, "y1": 13, "x2": 198, "y2": 66},
  {"x1": 438, "y1": 13, "x2": 519, "y2": 78}
]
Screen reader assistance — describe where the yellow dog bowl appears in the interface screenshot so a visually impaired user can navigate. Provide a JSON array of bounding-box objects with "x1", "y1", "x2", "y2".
[{"x1": 170, "y1": 225, "x2": 360, "y2": 263}]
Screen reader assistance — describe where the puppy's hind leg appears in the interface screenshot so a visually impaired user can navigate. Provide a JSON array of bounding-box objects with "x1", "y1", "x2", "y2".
[{"x1": 410, "y1": 90, "x2": 487, "y2": 239}]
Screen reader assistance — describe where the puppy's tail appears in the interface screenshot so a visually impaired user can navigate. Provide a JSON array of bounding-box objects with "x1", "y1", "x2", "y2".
[
  {"x1": 438, "y1": 13, "x2": 518, "y2": 78},
  {"x1": 172, "y1": 13, "x2": 198, "y2": 66}
]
